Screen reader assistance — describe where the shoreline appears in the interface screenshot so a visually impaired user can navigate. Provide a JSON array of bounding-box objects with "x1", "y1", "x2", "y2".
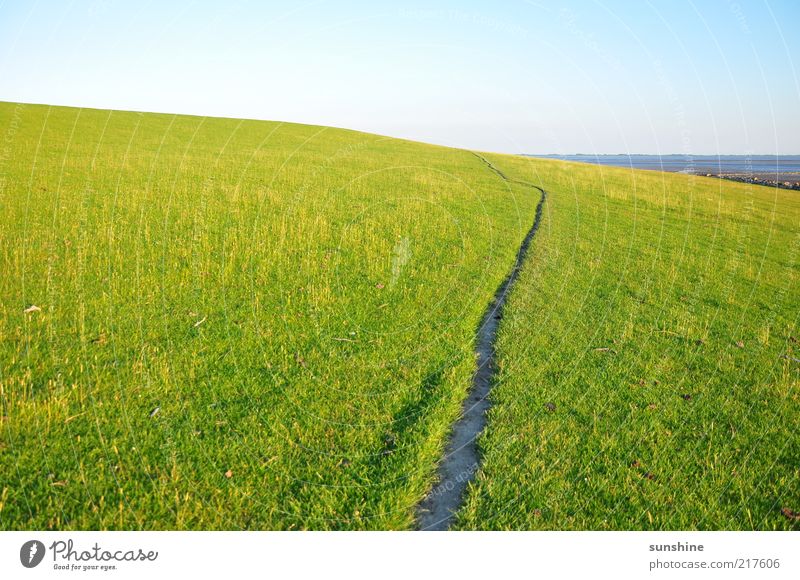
[
  {"x1": 704, "y1": 173, "x2": 800, "y2": 191},
  {"x1": 526, "y1": 155, "x2": 800, "y2": 191}
]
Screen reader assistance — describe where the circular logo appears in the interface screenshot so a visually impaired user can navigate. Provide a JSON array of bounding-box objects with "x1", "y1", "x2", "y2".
[{"x1": 20, "y1": 540, "x2": 46, "y2": 568}]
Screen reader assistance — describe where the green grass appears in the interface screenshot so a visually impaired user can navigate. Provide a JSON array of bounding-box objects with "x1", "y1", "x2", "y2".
[
  {"x1": 2, "y1": 102, "x2": 798, "y2": 531},
  {"x1": 0, "y1": 102, "x2": 537, "y2": 529},
  {"x1": 457, "y1": 153, "x2": 800, "y2": 530}
]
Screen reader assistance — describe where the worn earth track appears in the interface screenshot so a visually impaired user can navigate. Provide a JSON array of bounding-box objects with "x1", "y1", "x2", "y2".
[{"x1": 415, "y1": 153, "x2": 547, "y2": 530}]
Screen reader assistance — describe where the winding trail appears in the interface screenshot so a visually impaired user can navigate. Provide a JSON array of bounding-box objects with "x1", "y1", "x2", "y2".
[{"x1": 415, "y1": 153, "x2": 546, "y2": 530}]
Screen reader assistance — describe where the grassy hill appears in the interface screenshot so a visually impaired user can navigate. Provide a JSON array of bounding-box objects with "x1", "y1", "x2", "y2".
[
  {"x1": 1, "y1": 102, "x2": 797, "y2": 530},
  {"x1": 458, "y1": 153, "x2": 800, "y2": 530},
  {"x1": 0, "y1": 102, "x2": 536, "y2": 529}
]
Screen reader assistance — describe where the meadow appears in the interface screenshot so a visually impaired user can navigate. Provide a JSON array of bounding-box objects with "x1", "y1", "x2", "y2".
[
  {"x1": 1, "y1": 102, "x2": 797, "y2": 530},
  {"x1": 0, "y1": 102, "x2": 536, "y2": 529},
  {"x1": 458, "y1": 153, "x2": 800, "y2": 530}
]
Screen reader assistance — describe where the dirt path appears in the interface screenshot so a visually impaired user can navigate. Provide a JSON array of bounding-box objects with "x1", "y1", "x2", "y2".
[{"x1": 415, "y1": 153, "x2": 546, "y2": 530}]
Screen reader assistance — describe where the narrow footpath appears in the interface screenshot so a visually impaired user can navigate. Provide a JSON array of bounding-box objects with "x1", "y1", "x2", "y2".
[{"x1": 416, "y1": 153, "x2": 547, "y2": 530}]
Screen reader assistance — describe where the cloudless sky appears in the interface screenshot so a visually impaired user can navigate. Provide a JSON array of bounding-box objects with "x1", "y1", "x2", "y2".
[{"x1": 0, "y1": 0, "x2": 798, "y2": 154}]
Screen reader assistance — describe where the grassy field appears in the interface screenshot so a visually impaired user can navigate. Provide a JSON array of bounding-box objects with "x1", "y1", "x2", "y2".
[
  {"x1": 0, "y1": 102, "x2": 537, "y2": 529},
  {"x1": 1, "y1": 102, "x2": 797, "y2": 531},
  {"x1": 457, "y1": 153, "x2": 800, "y2": 530}
]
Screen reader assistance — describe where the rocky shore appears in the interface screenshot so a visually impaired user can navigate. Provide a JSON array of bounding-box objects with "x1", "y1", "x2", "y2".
[{"x1": 705, "y1": 173, "x2": 800, "y2": 191}]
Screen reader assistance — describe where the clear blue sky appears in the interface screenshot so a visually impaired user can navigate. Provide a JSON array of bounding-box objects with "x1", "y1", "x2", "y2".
[{"x1": 1, "y1": 0, "x2": 798, "y2": 154}]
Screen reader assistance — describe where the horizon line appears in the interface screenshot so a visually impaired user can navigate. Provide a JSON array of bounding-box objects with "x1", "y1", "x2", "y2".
[{"x1": 2, "y1": 98, "x2": 797, "y2": 158}]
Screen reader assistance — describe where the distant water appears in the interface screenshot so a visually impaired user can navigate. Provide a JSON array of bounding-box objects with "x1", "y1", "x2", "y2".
[{"x1": 530, "y1": 154, "x2": 800, "y2": 177}]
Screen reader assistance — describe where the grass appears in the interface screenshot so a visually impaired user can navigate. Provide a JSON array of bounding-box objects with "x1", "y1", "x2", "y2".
[
  {"x1": 0, "y1": 102, "x2": 537, "y2": 529},
  {"x1": 457, "y1": 153, "x2": 800, "y2": 530},
  {"x1": 2, "y1": 102, "x2": 797, "y2": 531}
]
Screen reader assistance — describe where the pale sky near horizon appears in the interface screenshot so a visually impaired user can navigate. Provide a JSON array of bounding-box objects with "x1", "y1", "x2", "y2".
[{"x1": 0, "y1": 0, "x2": 798, "y2": 155}]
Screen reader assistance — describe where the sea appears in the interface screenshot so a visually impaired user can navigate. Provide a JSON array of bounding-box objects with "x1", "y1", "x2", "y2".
[{"x1": 528, "y1": 155, "x2": 800, "y2": 178}]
